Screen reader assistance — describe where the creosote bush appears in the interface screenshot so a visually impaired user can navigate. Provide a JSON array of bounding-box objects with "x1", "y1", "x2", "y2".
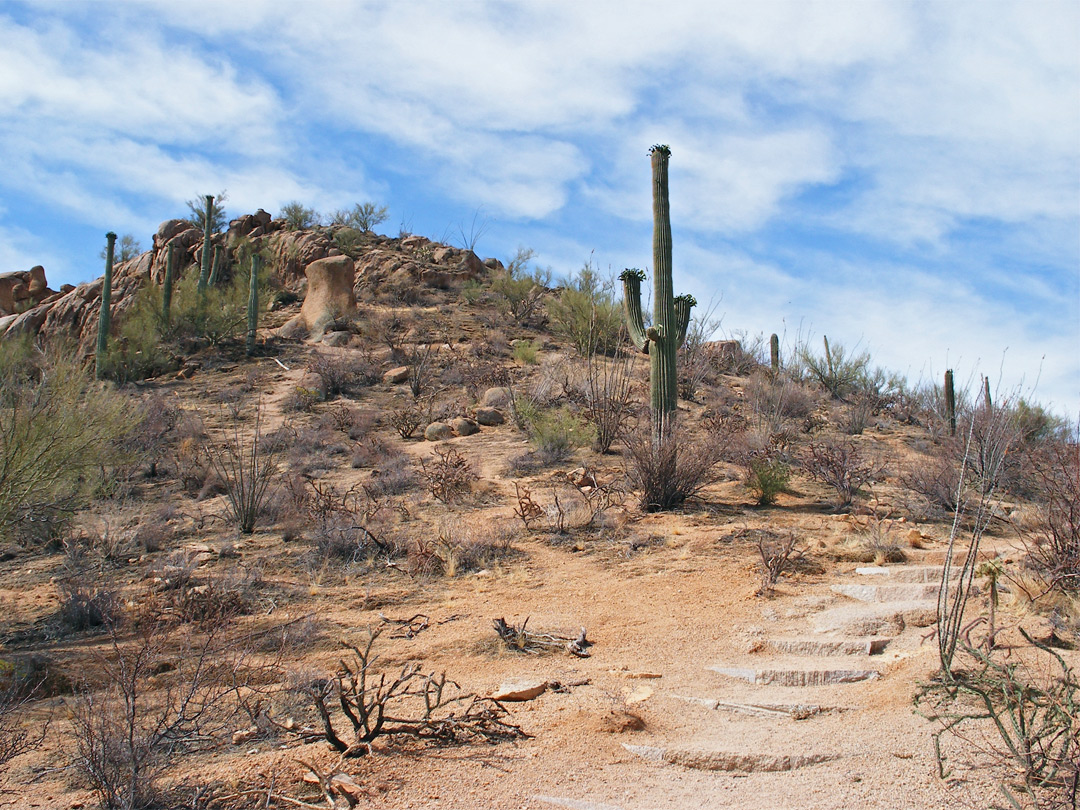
[{"x1": 623, "y1": 423, "x2": 726, "y2": 512}]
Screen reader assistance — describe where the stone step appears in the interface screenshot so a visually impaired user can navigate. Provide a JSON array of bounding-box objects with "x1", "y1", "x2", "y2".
[
  {"x1": 668, "y1": 694, "x2": 845, "y2": 719},
  {"x1": 534, "y1": 798, "x2": 625, "y2": 810},
  {"x1": 813, "y1": 600, "x2": 938, "y2": 635},
  {"x1": 708, "y1": 665, "x2": 880, "y2": 687},
  {"x1": 832, "y1": 582, "x2": 941, "y2": 602},
  {"x1": 766, "y1": 637, "x2": 890, "y2": 656},
  {"x1": 624, "y1": 743, "x2": 837, "y2": 773},
  {"x1": 855, "y1": 564, "x2": 958, "y2": 583}
]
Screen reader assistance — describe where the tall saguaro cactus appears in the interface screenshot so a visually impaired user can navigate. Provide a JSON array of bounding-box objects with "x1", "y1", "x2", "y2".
[
  {"x1": 945, "y1": 369, "x2": 957, "y2": 437},
  {"x1": 95, "y1": 231, "x2": 117, "y2": 380},
  {"x1": 620, "y1": 145, "x2": 696, "y2": 434},
  {"x1": 197, "y1": 194, "x2": 214, "y2": 295},
  {"x1": 246, "y1": 253, "x2": 261, "y2": 356},
  {"x1": 162, "y1": 243, "x2": 176, "y2": 325}
]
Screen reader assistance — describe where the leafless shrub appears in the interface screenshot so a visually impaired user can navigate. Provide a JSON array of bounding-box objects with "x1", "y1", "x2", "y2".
[
  {"x1": 366, "y1": 454, "x2": 417, "y2": 498},
  {"x1": 744, "y1": 371, "x2": 818, "y2": 435},
  {"x1": 1024, "y1": 434, "x2": 1080, "y2": 593},
  {"x1": 902, "y1": 449, "x2": 962, "y2": 515},
  {"x1": 281, "y1": 385, "x2": 319, "y2": 413},
  {"x1": 0, "y1": 677, "x2": 48, "y2": 788},
  {"x1": 305, "y1": 481, "x2": 403, "y2": 563},
  {"x1": 419, "y1": 445, "x2": 477, "y2": 503},
  {"x1": 202, "y1": 406, "x2": 281, "y2": 534},
  {"x1": 68, "y1": 617, "x2": 264, "y2": 810},
  {"x1": 389, "y1": 401, "x2": 424, "y2": 439},
  {"x1": 623, "y1": 423, "x2": 727, "y2": 512},
  {"x1": 350, "y1": 434, "x2": 397, "y2": 469},
  {"x1": 754, "y1": 530, "x2": 804, "y2": 596},
  {"x1": 584, "y1": 346, "x2": 637, "y2": 453},
  {"x1": 57, "y1": 579, "x2": 119, "y2": 633},
  {"x1": 306, "y1": 348, "x2": 378, "y2": 398},
  {"x1": 319, "y1": 404, "x2": 375, "y2": 441},
  {"x1": 837, "y1": 390, "x2": 881, "y2": 435},
  {"x1": 407, "y1": 340, "x2": 442, "y2": 399},
  {"x1": 409, "y1": 521, "x2": 517, "y2": 577},
  {"x1": 361, "y1": 310, "x2": 409, "y2": 362},
  {"x1": 801, "y1": 437, "x2": 886, "y2": 509},
  {"x1": 303, "y1": 623, "x2": 526, "y2": 758}
]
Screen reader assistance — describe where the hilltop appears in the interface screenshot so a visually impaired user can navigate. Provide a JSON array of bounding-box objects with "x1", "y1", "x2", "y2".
[{"x1": 0, "y1": 211, "x2": 1076, "y2": 810}]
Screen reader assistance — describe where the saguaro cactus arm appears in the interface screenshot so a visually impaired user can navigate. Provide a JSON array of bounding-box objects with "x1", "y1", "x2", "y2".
[
  {"x1": 619, "y1": 268, "x2": 649, "y2": 353},
  {"x1": 673, "y1": 294, "x2": 697, "y2": 348}
]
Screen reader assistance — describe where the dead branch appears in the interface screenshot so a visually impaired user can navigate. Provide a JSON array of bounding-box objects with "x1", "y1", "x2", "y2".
[{"x1": 492, "y1": 617, "x2": 593, "y2": 658}]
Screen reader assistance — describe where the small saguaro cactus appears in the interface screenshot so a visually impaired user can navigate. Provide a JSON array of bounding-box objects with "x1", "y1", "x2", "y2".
[
  {"x1": 95, "y1": 231, "x2": 117, "y2": 380},
  {"x1": 770, "y1": 333, "x2": 780, "y2": 376},
  {"x1": 620, "y1": 145, "x2": 696, "y2": 431},
  {"x1": 246, "y1": 253, "x2": 262, "y2": 356},
  {"x1": 162, "y1": 242, "x2": 176, "y2": 324},
  {"x1": 945, "y1": 369, "x2": 956, "y2": 436},
  {"x1": 197, "y1": 194, "x2": 214, "y2": 294}
]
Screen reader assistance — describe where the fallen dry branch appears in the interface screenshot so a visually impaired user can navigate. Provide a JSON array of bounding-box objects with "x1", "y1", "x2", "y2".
[
  {"x1": 492, "y1": 617, "x2": 593, "y2": 657},
  {"x1": 377, "y1": 612, "x2": 430, "y2": 639}
]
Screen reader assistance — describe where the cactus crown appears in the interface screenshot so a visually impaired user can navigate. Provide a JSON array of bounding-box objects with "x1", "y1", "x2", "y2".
[
  {"x1": 674, "y1": 294, "x2": 697, "y2": 308},
  {"x1": 649, "y1": 144, "x2": 671, "y2": 156},
  {"x1": 619, "y1": 268, "x2": 647, "y2": 283}
]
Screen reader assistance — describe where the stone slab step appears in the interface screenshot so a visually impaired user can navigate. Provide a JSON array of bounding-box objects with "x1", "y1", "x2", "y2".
[
  {"x1": 668, "y1": 694, "x2": 845, "y2": 719},
  {"x1": 856, "y1": 564, "x2": 958, "y2": 583},
  {"x1": 534, "y1": 797, "x2": 624, "y2": 810},
  {"x1": 832, "y1": 582, "x2": 940, "y2": 602},
  {"x1": 766, "y1": 637, "x2": 890, "y2": 656},
  {"x1": 708, "y1": 665, "x2": 880, "y2": 686},
  {"x1": 623, "y1": 743, "x2": 837, "y2": 772},
  {"x1": 813, "y1": 600, "x2": 937, "y2": 635}
]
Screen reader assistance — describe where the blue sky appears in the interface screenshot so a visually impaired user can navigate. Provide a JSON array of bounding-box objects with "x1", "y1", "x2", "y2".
[{"x1": 1, "y1": 0, "x2": 1078, "y2": 416}]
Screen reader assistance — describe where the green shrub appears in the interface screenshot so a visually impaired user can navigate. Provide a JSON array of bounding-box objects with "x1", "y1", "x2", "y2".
[
  {"x1": 280, "y1": 201, "x2": 321, "y2": 230},
  {"x1": 490, "y1": 248, "x2": 551, "y2": 324},
  {"x1": 0, "y1": 345, "x2": 134, "y2": 544},
  {"x1": 547, "y1": 264, "x2": 622, "y2": 356},
  {"x1": 98, "y1": 285, "x2": 176, "y2": 383},
  {"x1": 330, "y1": 202, "x2": 389, "y2": 232},
  {"x1": 512, "y1": 339, "x2": 539, "y2": 365},
  {"x1": 746, "y1": 458, "x2": 791, "y2": 506},
  {"x1": 523, "y1": 406, "x2": 594, "y2": 463},
  {"x1": 799, "y1": 336, "x2": 871, "y2": 400}
]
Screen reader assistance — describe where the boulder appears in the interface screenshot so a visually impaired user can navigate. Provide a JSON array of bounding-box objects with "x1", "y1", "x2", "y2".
[
  {"x1": 321, "y1": 330, "x2": 351, "y2": 347},
  {"x1": 481, "y1": 387, "x2": 512, "y2": 408},
  {"x1": 474, "y1": 407, "x2": 505, "y2": 426},
  {"x1": 450, "y1": 417, "x2": 479, "y2": 437},
  {"x1": 300, "y1": 255, "x2": 356, "y2": 339},
  {"x1": 383, "y1": 366, "x2": 409, "y2": 385},
  {"x1": 424, "y1": 422, "x2": 454, "y2": 441},
  {"x1": 490, "y1": 679, "x2": 548, "y2": 702}
]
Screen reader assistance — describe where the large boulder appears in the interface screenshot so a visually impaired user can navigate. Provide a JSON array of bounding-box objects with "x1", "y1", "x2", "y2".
[
  {"x1": 0, "y1": 266, "x2": 54, "y2": 316},
  {"x1": 298, "y1": 255, "x2": 356, "y2": 339}
]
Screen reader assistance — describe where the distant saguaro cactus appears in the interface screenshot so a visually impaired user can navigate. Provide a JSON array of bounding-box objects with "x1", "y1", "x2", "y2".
[
  {"x1": 770, "y1": 333, "x2": 780, "y2": 376},
  {"x1": 95, "y1": 232, "x2": 117, "y2": 380},
  {"x1": 246, "y1": 254, "x2": 261, "y2": 356},
  {"x1": 197, "y1": 194, "x2": 214, "y2": 295},
  {"x1": 620, "y1": 145, "x2": 695, "y2": 435},
  {"x1": 162, "y1": 243, "x2": 176, "y2": 325},
  {"x1": 945, "y1": 369, "x2": 956, "y2": 436}
]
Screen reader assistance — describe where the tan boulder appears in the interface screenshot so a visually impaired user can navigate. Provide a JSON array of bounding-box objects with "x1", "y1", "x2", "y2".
[
  {"x1": 425, "y1": 422, "x2": 454, "y2": 441},
  {"x1": 300, "y1": 255, "x2": 356, "y2": 339}
]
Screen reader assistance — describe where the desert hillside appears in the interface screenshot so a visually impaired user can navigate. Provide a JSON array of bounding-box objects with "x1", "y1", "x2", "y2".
[{"x1": 0, "y1": 209, "x2": 1076, "y2": 810}]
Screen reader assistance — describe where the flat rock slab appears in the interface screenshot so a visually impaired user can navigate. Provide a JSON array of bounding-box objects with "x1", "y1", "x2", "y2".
[
  {"x1": 856, "y1": 565, "x2": 957, "y2": 583},
  {"x1": 491, "y1": 678, "x2": 548, "y2": 701},
  {"x1": 668, "y1": 695, "x2": 842, "y2": 719},
  {"x1": 814, "y1": 601, "x2": 938, "y2": 635},
  {"x1": 766, "y1": 637, "x2": 890, "y2": 656},
  {"x1": 709, "y1": 666, "x2": 880, "y2": 686},
  {"x1": 832, "y1": 583, "x2": 940, "y2": 602},
  {"x1": 533, "y1": 797, "x2": 625, "y2": 810},
  {"x1": 623, "y1": 744, "x2": 838, "y2": 773}
]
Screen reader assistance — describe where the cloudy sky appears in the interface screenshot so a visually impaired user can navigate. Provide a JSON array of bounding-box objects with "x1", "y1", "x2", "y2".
[{"x1": 1, "y1": 1, "x2": 1077, "y2": 416}]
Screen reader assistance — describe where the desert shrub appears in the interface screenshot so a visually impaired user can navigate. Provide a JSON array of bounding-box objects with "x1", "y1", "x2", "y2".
[
  {"x1": 366, "y1": 454, "x2": 417, "y2": 498},
  {"x1": 279, "y1": 201, "x2": 320, "y2": 230},
  {"x1": 389, "y1": 402, "x2": 424, "y2": 439},
  {"x1": 57, "y1": 579, "x2": 119, "y2": 633},
  {"x1": 623, "y1": 425, "x2": 726, "y2": 512},
  {"x1": 584, "y1": 347, "x2": 637, "y2": 454},
  {"x1": 285, "y1": 425, "x2": 349, "y2": 476},
  {"x1": 305, "y1": 481, "x2": 403, "y2": 563},
  {"x1": 167, "y1": 270, "x2": 266, "y2": 348},
  {"x1": 319, "y1": 403, "x2": 375, "y2": 441},
  {"x1": 406, "y1": 341, "x2": 442, "y2": 398},
  {"x1": 121, "y1": 393, "x2": 179, "y2": 478},
  {"x1": 677, "y1": 306, "x2": 723, "y2": 401},
  {"x1": 744, "y1": 371, "x2": 818, "y2": 434},
  {"x1": 282, "y1": 386, "x2": 320, "y2": 413},
  {"x1": 419, "y1": 445, "x2": 477, "y2": 503},
  {"x1": 202, "y1": 406, "x2": 281, "y2": 534},
  {"x1": 799, "y1": 336, "x2": 872, "y2": 400},
  {"x1": 332, "y1": 226, "x2": 366, "y2": 258},
  {"x1": 306, "y1": 349, "x2": 376, "y2": 399},
  {"x1": 410, "y1": 521, "x2": 517, "y2": 577},
  {"x1": 752, "y1": 530, "x2": 804, "y2": 596},
  {"x1": 746, "y1": 457, "x2": 791, "y2": 506},
  {"x1": 490, "y1": 248, "x2": 550, "y2": 324},
  {"x1": 511, "y1": 339, "x2": 540, "y2": 365},
  {"x1": 98, "y1": 285, "x2": 177, "y2": 383},
  {"x1": 801, "y1": 437, "x2": 886, "y2": 509},
  {"x1": 0, "y1": 344, "x2": 133, "y2": 545},
  {"x1": 1024, "y1": 435, "x2": 1080, "y2": 592},
  {"x1": 524, "y1": 406, "x2": 594, "y2": 464},
  {"x1": 902, "y1": 450, "x2": 962, "y2": 515},
  {"x1": 546, "y1": 264, "x2": 622, "y2": 357},
  {"x1": 350, "y1": 435, "x2": 396, "y2": 469},
  {"x1": 330, "y1": 202, "x2": 388, "y2": 232}
]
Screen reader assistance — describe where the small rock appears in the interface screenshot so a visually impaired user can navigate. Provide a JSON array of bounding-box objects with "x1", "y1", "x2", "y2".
[
  {"x1": 474, "y1": 407, "x2": 505, "y2": 426},
  {"x1": 322, "y1": 330, "x2": 351, "y2": 347},
  {"x1": 625, "y1": 685, "x2": 653, "y2": 704},
  {"x1": 384, "y1": 366, "x2": 410, "y2": 384},
  {"x1": 450, "y1": 417, "x2": 479, "y2": 436},
  {"x1": 232, "y1": 727, "x2": 259, "y2": 745},
  {"x1": 424, "y1": 422, "x2": 454, "y2": 441},
  {"x1": 491, "y1": 678, "x2": 548, "y2": 702}
]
